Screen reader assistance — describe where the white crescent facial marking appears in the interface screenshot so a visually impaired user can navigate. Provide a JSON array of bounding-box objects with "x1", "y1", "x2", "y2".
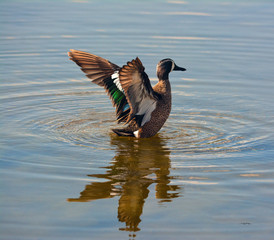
[{"x1": 171, "y1": 60, "x2": 175, "y2": 72}]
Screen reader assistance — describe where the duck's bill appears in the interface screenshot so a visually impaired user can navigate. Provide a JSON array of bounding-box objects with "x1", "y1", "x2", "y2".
[{"x1": 174, "y1": 65, "x2": 186, "y2": 71}]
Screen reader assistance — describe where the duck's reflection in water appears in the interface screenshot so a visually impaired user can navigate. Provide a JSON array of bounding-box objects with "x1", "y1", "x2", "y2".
[{"x1": 68, "y1": 135, "x2": 181, "y2": 234}]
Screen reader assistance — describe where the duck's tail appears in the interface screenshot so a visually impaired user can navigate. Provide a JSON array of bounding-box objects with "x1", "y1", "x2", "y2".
[{"x1": 112, "y1": 128, "x2": 135, "y2": 137}]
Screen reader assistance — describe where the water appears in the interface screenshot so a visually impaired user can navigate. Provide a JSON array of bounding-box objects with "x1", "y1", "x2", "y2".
[{"x1": 1, "y1": 0, "x2": 274, "y2": 239}]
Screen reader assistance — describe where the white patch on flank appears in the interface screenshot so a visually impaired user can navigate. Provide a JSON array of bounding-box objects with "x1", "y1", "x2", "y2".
[
  {"x1": 141, "y1": 101, "x2": 156, "y2": 126},
  {"x1": 135, "y1": 100, "x2": 156, "y2": 126},
  {"x1": 133, "y1": 130, "x2": 139, "y2": 138},
  {"x1": 111, "y1": 71, "x2": 123, "y2": 92}
]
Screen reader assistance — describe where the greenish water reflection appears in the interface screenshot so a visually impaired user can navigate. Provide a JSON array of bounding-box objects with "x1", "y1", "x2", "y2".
[{"x1": 68, "y1": 135, "x2": 181, "y2": 233}]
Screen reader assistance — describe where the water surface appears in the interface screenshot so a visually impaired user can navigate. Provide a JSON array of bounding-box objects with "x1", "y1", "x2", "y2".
[{"x1": 1, "y1": 0, "x2": 274, "y2": 239}]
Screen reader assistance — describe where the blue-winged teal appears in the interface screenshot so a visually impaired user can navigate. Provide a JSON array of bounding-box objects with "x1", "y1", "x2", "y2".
[{"x1": 68, "y1": 50, "x2": 186, "y2": 138}]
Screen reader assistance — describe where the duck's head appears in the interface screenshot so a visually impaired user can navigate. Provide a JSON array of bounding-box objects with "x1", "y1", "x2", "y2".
[{"x1": 156, "y1": 58, "x2": 186, "y2": 80}]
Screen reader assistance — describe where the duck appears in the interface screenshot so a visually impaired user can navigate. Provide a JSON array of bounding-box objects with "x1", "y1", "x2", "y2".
[{"x1": 68, "y1": 49, "x2": 186, "y2": 138}]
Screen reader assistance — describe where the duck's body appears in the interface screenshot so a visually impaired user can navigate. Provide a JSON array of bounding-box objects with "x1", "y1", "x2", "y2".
[{"x1": 68, "y1": 50, "x2": 186, "y2": 138}]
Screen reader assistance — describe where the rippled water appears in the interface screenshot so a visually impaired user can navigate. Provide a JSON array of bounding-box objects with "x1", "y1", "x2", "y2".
[{"x1": 1, "y1": 0, "x2": 274, "y2": 239}]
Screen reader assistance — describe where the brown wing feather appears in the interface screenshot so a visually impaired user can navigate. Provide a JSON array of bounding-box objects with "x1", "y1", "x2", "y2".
[
  {"x1": 68, "y1": 49, "x2": 120, "y2": 86},
  {"x1": 68, "y1": 49, "x2": 129, "y2": 121},
  {"x1": 119, "y1": 57, "x2": 159, "y2": 126}
]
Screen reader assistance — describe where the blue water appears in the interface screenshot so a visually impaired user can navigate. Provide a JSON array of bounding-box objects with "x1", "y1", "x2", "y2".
[{"x1": 1, "y1": 0, "x2": 274, "y2": 239}]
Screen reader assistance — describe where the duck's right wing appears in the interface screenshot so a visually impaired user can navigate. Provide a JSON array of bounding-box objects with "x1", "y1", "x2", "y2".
[{"x1": 68, "y1": 49, "x2": 128, "y2": 121}]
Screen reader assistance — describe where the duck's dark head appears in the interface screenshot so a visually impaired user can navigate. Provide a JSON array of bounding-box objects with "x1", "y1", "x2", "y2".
[{"x1": 156, "y1": 58, "x2": 186, "y2": 80}]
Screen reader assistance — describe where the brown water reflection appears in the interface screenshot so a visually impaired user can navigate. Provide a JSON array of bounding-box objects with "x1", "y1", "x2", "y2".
[{"x1": 68, "y1": 135, "x2": 181, "y2": 233}]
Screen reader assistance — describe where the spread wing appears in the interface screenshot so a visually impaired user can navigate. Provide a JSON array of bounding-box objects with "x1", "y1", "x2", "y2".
[
  {"x1": 119, "y1": 57, "x2": 161, "y2": 127},
  {"x1": 68, "y1": 49, "x2": 129, "y2": 121}
]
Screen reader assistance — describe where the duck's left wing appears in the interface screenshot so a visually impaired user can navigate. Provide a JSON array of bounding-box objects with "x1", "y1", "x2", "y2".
[{"x1": 118, "y1": 57, "x2": 161, "y2": 127}]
